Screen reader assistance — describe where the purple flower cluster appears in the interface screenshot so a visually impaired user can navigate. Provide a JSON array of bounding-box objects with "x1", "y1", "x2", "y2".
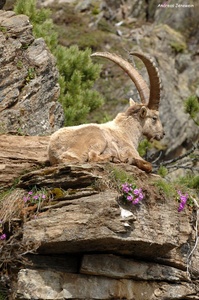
[
  {"x1": 23, "y1": 190, "x2": 46, "y2": 203},
  {"x1": 121, "y1": 183, "x2": 144, "y2": 205},
  {"x1": 177, "y1": 190, "x2": 189, "y2": 212},
  {"x1": 0, "y1": 233, "x2": 6, "y2": 240}
]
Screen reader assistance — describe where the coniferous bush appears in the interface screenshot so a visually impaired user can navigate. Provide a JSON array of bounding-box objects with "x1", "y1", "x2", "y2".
[
  {"x1": 184, "y1": 95, "x2": 199, "y2": 126},
  {"x1": 14, "y1": 0, "x2": 104, "y2": 125}
]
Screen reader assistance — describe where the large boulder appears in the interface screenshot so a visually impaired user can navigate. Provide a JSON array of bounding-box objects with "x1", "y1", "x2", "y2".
[{"x1": 0, "y1": 10, "x2": 64, "y2": 135}]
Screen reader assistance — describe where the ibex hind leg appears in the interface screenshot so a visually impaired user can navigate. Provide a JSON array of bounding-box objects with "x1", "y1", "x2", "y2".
[
  {"x1": 88, "y1": 150, "x2": 112, "y2": 162},
  {"x1": 134, "y1": 158, "x2": 152, "y2": 173},
  {"x1": 58, "y1": 151, "x2": 83, "y2": 164}
]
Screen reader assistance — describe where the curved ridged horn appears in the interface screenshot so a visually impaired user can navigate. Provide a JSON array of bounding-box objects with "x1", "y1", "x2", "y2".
[
  {"x1": 130, "y1": 52, "x2": 161, "y2": 110},
  {"x1": 91, "y1": 52, "x2": 149, "y2": 105}
]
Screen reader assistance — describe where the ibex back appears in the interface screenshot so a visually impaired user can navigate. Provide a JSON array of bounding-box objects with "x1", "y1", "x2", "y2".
[{"x1": 48, "y1": 52, "x2": 165, "y2": 172}]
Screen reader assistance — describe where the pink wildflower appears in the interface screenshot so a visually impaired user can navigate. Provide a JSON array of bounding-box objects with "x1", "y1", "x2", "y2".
[
  {"x1": 121, "y1": 183, "x2": 144, "y2": 205},
  {"x1": 133, "y1": 188, "x2": 142, "y2": 195},
  {"x1": 122, "y1": 183, "x2": 132, "y2": 193},
  {"x1": 23, "y1": 196, "x2": 30, "y2": 202},
  {"x1": 0, "y1": 233, "x2": 6, "y2": 240},
  {"x1": 127, "y1": 195, "x2": 133, "y2": 201},
  {"x1": 177, "y1": 191, "x2": 188, "y2": 212},
  {"x1": 132, "y1": 198, "x2": 140, "y2": 205}
]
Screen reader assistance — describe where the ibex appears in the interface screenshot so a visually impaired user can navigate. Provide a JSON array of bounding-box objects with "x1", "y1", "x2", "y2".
[{"x1": 48, "y1": 52, "x2": 165, "y2": 172}]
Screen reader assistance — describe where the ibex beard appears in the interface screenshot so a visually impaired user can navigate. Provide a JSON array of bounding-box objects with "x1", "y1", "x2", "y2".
[{"x1": 48, "y1": 52, "x2": 165, "y2": 173}]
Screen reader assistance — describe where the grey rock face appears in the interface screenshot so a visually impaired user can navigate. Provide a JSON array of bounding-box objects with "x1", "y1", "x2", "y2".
[
  {"x1": 0, "y1": 157, "x2": 198, "y2": 299},
  {"x1": 0, "y1": 11, "x2": 64, "y2": 135},
  {"x1": 14, "y1": 164, "x2": 199, "y2": 299},
  {"x1": 17, "y1": 268, "x2": 199, "y2": 300},
  {"x1": 128, "y1": 24, "x2": 199, "y2": 157}
]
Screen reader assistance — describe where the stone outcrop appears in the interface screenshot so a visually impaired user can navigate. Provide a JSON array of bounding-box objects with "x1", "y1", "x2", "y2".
[
  {"x1": 0, "y1": 10, "x2": 64, "y2": 135},
  {"x1": 155, "y1": 0, "x2": 199, "y2": 39},
  {"x1": 16, "y1": 269, "x2": 198, "y2": 299},
  {"x1": 0, "y1": 134, "x2": 49, "y2": 189},
  {"x1": 1, "y1": 162, "x2": 196, "y2": 299},
  {"x1": 128, "y1": 24, "x2": 199, "y2": 158},
  {"x1": 0, "y1": 150, "x2": 198, "y2": 299}
]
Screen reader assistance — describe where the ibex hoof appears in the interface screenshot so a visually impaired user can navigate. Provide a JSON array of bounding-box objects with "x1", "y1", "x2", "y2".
[{"x1": 134, "y1": 159, "x2": 152, "y2": 173}]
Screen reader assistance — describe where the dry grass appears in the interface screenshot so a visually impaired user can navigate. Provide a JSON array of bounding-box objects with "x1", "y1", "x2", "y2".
[
  {"x1": 0, "y1": 188, "x2": 40, "y2": 297},
  {"x1": 0, "y1": 189, "x2": 25, "y2": 225}
]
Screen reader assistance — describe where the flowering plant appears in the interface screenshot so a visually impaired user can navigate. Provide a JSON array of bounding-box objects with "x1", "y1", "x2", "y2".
[
  {"x1": 121, "y1": 183, "x2": 144, "y2": 205},
  {"x1": 177, "y1": 190, "x2": 189, "y2": 212},
  {"x1": 0, "y1": 233, "x2": 6, "y2": 240},
  {"x1": 23, "y1": 189, "x2": 46, "y2": 205}
]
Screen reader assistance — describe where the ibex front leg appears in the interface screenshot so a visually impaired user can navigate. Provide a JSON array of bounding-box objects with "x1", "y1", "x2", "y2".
[
  {"x1": 121, "y1": 148, "x2": 152, "y2": 173},
  {"x1": 133, "y1": 158, "x2": 152, "y2": 173}
]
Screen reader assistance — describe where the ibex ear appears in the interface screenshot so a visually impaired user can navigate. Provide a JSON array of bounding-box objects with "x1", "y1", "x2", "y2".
[
  {"x1": 129, "y1": 98, "x2": 136, "y2": 106},
  {"x1": 140, "y1": 106, "x2": 147, "y2": 118}
]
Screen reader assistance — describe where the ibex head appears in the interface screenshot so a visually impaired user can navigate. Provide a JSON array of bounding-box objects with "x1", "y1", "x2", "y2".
[{"x1": 91, "y1": 51, "x2": 165, "y2": 142}]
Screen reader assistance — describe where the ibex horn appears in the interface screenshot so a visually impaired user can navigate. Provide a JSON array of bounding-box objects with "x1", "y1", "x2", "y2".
[
  {"x1": 91, "y1": 52, "x2": 149, "y2": 105},
  {"x1": 130, "y1": 52, "x2": 161, "y2": 110}
]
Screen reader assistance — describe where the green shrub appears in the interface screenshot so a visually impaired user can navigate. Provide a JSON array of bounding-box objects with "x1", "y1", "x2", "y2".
[
  {"x1": 157, "y1": 165, "x2": 168, "y2": 178},
  {"x1": 184, "y1": 95, "x2": 199, "y2": 126},
  {"x1": 14, "y1": 0, "x2": 104, "y2": 126},
  {"x1": 153, "y1": 179, "x2": 175, "y2": 197},
  {"x1": 107, "y1": 165, "x2": 135, "y2": 189},
  {"x1": 170, "y1": 41, "x2": 186, "y2": 53},
  {"x1": 138, "y1": 139, "x2": 152, "y2": 157},
  {"x1": 176, "y1": 174, "x2": 199, "y2": 192},
  {"x1": 55, "y1": 45, "x2": 104, "y2": 125}
]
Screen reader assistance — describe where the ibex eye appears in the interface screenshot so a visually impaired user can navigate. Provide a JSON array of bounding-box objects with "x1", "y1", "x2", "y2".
[{"x1": 153, "y1": 116, "x2": 157, "y2": 121}]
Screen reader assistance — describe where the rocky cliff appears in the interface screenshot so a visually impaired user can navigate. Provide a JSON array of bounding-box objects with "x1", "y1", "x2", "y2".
[
  {"x1": 0, "y1": 10, "x2": 64, "y2": 135},
  {"x1": 0, "y1": 4, "x2": 199, "y2": 300},
  {"x1": 0, "y1": 145, "x2": 199, "y2": 299}
]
